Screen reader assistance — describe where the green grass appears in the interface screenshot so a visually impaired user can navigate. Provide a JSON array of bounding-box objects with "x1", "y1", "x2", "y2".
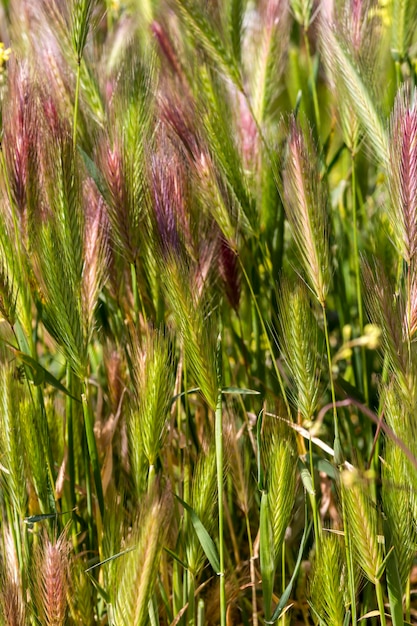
[{"x1": 0, "y1": 0, "x2": 416, "y2": 624}]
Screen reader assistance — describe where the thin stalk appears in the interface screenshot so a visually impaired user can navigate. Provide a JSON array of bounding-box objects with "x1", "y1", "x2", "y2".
[
  {"x1": 66, "y1": 364, "x2": 77, "y2": 545},
  {"x1": 308, "y1": 436, "x2": 321, "y2": 557},
  {"x1": 245, "y1": 512, "x2": 258, "y2": 626},
  {"x1": 73, "y1": 59, "x2": 82, "y2": 151},
  {"x1": 351, "y1": 154, "x2": 369, "y2": 404},
  {"x1": 303, "y1": 29, "x2": 321, "y2": 137},
  {"x1": 83, "y1": 432, "x2": 94, "y2": 550},
  {"x1": 187, "y1": 570, "x2": 195, "y2": 625},
  {"x1": 395, "y1": 60, "x2": 402, "y2": 88},
  {"x1": 239, "y1": 260, "x2": 291, "y2": 417},
  {"x1": 341, "y1": 485, "x2": 357, "y2": 626},
  {"x1": 215, "y1": 389, "x2": 226, "y2": 626},
  {"x1": 131, "y1": 260, "x2": 146, "y2": 324},
  {"x1": 375, "y1": 579, "x2": 387, "y2": 626},
  {"x1": 279, "y1": 542, "x2": 286, "y2": 626},
  {"x1": 82, "y1": 382, "x2": 104, "y2": 520},
  {"x1": 406, "y1": 575, "x2": 411, "y2": 623},
  {"x1": 322, "y1": 304, "x2": 341, "y2": 464},
  {"x1": 197, "y1": 599, "x2": 205, "y2": 626}
]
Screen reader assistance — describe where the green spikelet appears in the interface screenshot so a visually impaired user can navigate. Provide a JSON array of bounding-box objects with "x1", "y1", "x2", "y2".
[
  {"x1": 162, "y1": 256, "x2": 218, "y2": 410},
  {"x1": 341, "y1": 469, "x2": 382, "y2": 584},
  {"x1": 260, "y1": 415, "x2": 297, "y2": 619},
  {"x1": 185, "y1": 445, "x2": 218, "y2": 576},
  {"x1": 282, "y1": 118, "x2": 330, "y2": 306},
  {"x1": 309, "y1": 533, "x2": 347, "y2": 626},
  {"x1": 32, "y1": 530, "x2": 70, "y2": 626},
  {"x1": 320, "y1": 22, "x2": 389, "y2": 167},
  {"x1": 382, "y1": 441, "x2": 415, "y2": 589},
  {"x1": 0, "y1": 361, "x2": 27, "y2": 520},
  {"x1": 391, "y1": 0, "x2": 417, "y2": 62},
  {"x1": 128, "y1": 327, "x2": 175, "y2": 496},
  {"x1": 262, "y1": 416, "x2": 297, "y2": 562},
  {"x1": 114, "y1": 489, "x2": 172, "y2": 626},
  {"x1": 276, "y1": 276, "x2": 320, "y2": 422}
]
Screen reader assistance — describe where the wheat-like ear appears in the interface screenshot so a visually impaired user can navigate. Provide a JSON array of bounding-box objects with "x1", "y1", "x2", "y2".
[
  {"x1": 362, "y1": 258, "x2": 410, "y2": 394},
  {"x1": 162, "y1": 255, "x2": 218, "y2": 410},
  {"x1": 261, "y1": 414, "x2": 297, "y2": 562},
  {"x1": 128, "y1": 326, "x2": 175, "y2": 496},
  {"x1": 382, "y1": 440, "x2": 415, "y2": 589},
  {"x1": 0, "y1": 526, "x2": 26, "y2": 626},
  {"x1": 391, "y1": 0, "x2": 417, "y2": 62},
  {"x1": 33, "y1": 529, "x2": 70, "y2": 626},
  {"x1": 275, "y1": 276, "x2": 321, "y2": 422},
  {"x1": 0, "y1": 361, "x2": 27, "y2": 520},
  {"x1": 68, "y1": 558, "x2": 95, "y2": 626},
  {"x1": 309, "y1": 532, "x2": 347, "y2": 626},
  {"x1": 282, "y1": 117, "x2": 330, "y2": 306},
  {"x1": 341, "y1": 469, "x2": 382, "y2": 584},
  {"x1": 82, "y1": 178, "x2": 110, "y2": 346},
  {"x1": 243, "y1": 0, "x2": 290, "y2": 125},
  {"x1": 185, "y1": 442, "x2": 218, "y2": 576},
  {"x1": 320, "y1": 18, "x2": 389, "y2": 167},
  {"x1": 387, "y1": 84, "x2": 417, "y2": 266},
  {"x1": 114, "y1": 488, "x2": 173, "y2": 626}
]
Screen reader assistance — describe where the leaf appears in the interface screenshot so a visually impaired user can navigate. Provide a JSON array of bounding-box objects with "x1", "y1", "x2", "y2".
[
  {"x1": 84, "y1": 546, "x2": 137, "y2": 572},
  {"x1": 163, "y1": 547, "x2": 189, "y2": 571},
  {"x1": 8, "y1": 346, "x2": 80, "y2": 401},
  {"x1": 260, "y1": 490, "x2": 275, "y2": 621},
  {"x1": 221, "y1": 386, "x2": 260, "y2": 395},
  {"x1": 175, "y1": 495, "x2": 220, "y2": 574},
  {"x1": 268, "y1": 499, "x2": 311, "y2": 623},
  {"x1": 298, "y1": 458, "x2": 315, "y2": 496}
]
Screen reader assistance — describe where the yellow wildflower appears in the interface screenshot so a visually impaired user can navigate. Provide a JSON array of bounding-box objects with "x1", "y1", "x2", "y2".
[{"x1": 0, "y1": 43, "x2": 11, "y2": 69}]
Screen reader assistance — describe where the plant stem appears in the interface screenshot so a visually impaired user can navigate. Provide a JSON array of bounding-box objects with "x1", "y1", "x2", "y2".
[
  {"x1": 82, "y1": 382, "x2": 104, "y2": 520},
  {"x1": 341, "y1": 485, "x2": 357, "y2": 626},
  {"x1": 375, "y1": 579, "x2": 387, "y2": 626},
  {"x1": 215, "y1": 389, "x2": 226, "y2": 626},
  {"x1": 245, "y1": 512, "x2": 258, "y2": 626},
  {"x1": 322, "y1": 304, "x2": 341, "y2": 463},
  {"x1": 239, "y1": 259, "x2": 291, "y2": 418},
  {"x1": 73, "y1": 58, "x2": 82, "y2": 151},
  {"x1": 303, "y1": 29, "x2": 321, "y2": 138},
  {"x1": 351, "y1": 153, "x2": 369, "y2": 404}
]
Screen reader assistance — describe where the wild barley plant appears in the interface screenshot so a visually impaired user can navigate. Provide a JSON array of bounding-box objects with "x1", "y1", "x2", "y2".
[{"x1": 0, "y1": 0, "x2": 417, "y2": 624}]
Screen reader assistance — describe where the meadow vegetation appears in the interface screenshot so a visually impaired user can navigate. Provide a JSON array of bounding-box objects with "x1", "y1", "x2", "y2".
[{"x1": 0, "y1": 0, "x2": 416, "y2": 624}]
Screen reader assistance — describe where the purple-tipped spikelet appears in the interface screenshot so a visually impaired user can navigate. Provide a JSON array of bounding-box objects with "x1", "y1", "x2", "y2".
[
  {"x1": 405, "y1": 273, "x2": 417, "y2": 339},
  {"x1": 97, "y1": 135, "x2": 137, "y2": 261},
  {"x1": 34, "y1": 531, "x2": 70, "y2": 626},
  {"x1": 82, "y1": 178, "x2": 110, "y2": 335},
  {"x1": 160, "y1": 96, "x2": 202, "y2": 165},
  {"x1": 2, "y1": 59, "x2": 37, "y2": 216},
  {"x1": 218, "y1": 237, "x2": 240, "y2": 311},
  {"x1": 388, "y1": 85, "x2": 417, "y2": 265},
  {"x1": 238, "y1": 92, "x2": 258, "y2": 169},
  {"x1": 283, "y1": 117, "x2": 330, "y2": 305},
  {"x1": 152, "y1": 21, "x2": 185, "y2": 82},
  {"x1": 150, "y1": 130, "x2": 191, "y2": 256}
]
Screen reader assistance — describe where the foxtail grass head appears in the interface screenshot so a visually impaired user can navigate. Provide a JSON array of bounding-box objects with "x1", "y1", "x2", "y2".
[{"x1": 283, "y1": 117, "x2": 330, "y2": 306}]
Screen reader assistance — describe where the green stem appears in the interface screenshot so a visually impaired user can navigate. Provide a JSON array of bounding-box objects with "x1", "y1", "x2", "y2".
[
  {"x1": 341, "y1": 485, "x2": 357, "y2": 626},
  {"x1": 322, "y1": 304, "x2": 341, "y2": 463},
  {"x1": 304, "y1": 29, "x2": 321, "y2": 138},
  {"x1": 215, "y1": 390, "x2": 226, "y2": 626},
  {"x1": 73, "y1": 58, "x2": 81, "y2": 151},
  {"x1": 375, "y1": 579, "x2": 387, "y2": 626},
  {"x1": 245, "y1": 512, "x2": 258, "y2": 626},
  {"x1": 308, "y1": 435, "x2": 321, "y2": 557},
  {"x1": 351, "y1": 154, "x2": 369, "y2": 404},
  {"x1": 82, "y1": 381, "x2": 104, "y2": 520},
  {"x1": 239, "y1": 259, "x2": 291, "y2": 418}
]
